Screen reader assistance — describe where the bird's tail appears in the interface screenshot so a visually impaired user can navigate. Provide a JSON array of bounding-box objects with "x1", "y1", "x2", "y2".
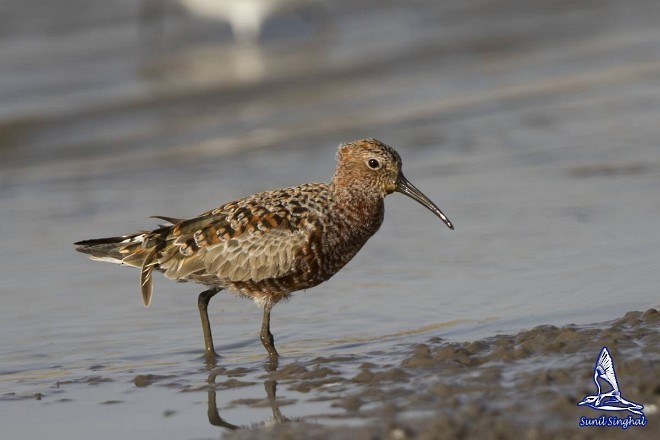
[
  {"x1": 74, "y1": 227, "x2": 169, "y2": 307},
  {"x1": 75, "y1": 233, "x2": 149, "y2": 265}
]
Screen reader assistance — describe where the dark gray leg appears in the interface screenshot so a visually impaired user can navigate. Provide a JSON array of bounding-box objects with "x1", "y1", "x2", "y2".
[
  {"x1": 260, "y1": 302, "x2": 279, "y2": 364},
  {"x1": 198, "y1": 287, "x2": 220, "y2": 356}
]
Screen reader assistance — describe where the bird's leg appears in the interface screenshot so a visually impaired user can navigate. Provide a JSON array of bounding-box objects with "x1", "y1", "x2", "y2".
[
  {"x1": 260, "y1": 302, "x2": 279, "y2": 366},
  {"x1": 198, "y1": 287, "x2": 220, "y2": 357}
]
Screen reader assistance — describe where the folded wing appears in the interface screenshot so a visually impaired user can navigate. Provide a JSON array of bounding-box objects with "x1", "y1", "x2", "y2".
[{"x1": 157, "y1": 199, "x2": 314, "y2": 285}]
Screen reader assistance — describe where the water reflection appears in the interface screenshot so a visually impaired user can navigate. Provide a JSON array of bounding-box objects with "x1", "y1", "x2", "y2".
[
  {"x1": 205, "y1": 359, "x2": 288, "y2": 432},
  {"x1": 139, "y1": 38, "x2": 329, "y2": 93},
  {"x1": 206, "y1": 379, "x2": 288, "y2": 430},
  {"x1": 206, "y1": 387, "x2": 240, "y2": 430},
  {"x1": 140, "y1": 0, "x2": 328, "y2": 45}
]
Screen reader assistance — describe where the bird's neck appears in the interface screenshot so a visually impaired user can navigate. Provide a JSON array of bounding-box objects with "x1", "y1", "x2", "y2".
[{"x1": 329, "y1": 179, "x2": 385, "y2": 239}]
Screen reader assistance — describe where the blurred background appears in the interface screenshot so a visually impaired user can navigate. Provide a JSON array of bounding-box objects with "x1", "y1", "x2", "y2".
[{"x1": 1, "y1": 0, "x2": 659, "y2": 437}]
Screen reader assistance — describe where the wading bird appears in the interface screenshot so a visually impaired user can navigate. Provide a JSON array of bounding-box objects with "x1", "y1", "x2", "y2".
[{"x1": 75, "y1": 138, "x2": 454, "y2": 363}]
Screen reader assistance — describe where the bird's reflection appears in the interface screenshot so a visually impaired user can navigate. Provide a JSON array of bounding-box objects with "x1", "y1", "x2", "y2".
[
  {"x1": 204, "y1": 355, "x2": 288, "y2": 431},
  {"x1": 206, "y1": 386, "x2": 240, "y2": 430},
  {"x1": 139, "y1": 0, "x2": 328, "y2": 46}
]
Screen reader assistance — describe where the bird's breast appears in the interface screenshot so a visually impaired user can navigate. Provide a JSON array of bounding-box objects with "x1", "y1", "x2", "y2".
[
  {"x1": 314, "y1": 195, "x2": 385, "y2": 278},
  {"x1": 217, "y1": 188, "x2": 386, "y2": 303}
]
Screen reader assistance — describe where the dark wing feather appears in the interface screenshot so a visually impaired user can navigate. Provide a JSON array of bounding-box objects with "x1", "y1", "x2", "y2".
[
  {"x1": 156, "y1": 190, "x2": 319, "y2": 284},
  {"x1": 77, "y1": 184, "x2": 330, "y2": 304},
  {"x1": 140, "y1": 247, "x2": 158, "y2": 306},
  {"x1": 150, "y1": 215, "x2": 185, "y2": 225}
]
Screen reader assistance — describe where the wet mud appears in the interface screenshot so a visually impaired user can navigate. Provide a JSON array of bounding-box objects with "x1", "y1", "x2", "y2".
[
  {"x1": 2, "y1": 0, "x2": 660, "y2": 438},
  {"x1": 212, "y1": 309, "x2": 658, "y2": 438},
  {"x1": 4, "y1": 313, "x2": 656, "y2": 439}
]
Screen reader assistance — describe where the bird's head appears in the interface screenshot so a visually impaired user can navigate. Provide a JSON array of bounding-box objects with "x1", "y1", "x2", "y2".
[{"x1": 333, "y1": 138, "x2": 453, "y2": 230}]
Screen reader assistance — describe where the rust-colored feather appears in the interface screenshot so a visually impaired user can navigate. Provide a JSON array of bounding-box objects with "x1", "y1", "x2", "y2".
[
  {"x1": 157, "y1": 187, "x2": 318, "y2": 285},
  {"x1": 74, "y1": 138, "x2": 454, "y2": 359},
  {"x1": 76, "y1": 138, "x2": 453, "y2": 309}
]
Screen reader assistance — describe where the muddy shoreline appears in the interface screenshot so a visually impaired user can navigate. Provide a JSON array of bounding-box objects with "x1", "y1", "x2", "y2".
[
  {"x1": 2, "y1": 310, "x2": 658, "y2": 439},
  {"x1": 222, "y1": 309, "x2": 659, "y2": 439},
  {"x1": 2, "y1": 1, "x2": 660, "y2": 438}
]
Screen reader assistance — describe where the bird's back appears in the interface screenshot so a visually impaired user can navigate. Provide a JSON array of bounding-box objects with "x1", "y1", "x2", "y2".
[{"x1": 76, "y1": 181, "x2": 382, "y2": 306}]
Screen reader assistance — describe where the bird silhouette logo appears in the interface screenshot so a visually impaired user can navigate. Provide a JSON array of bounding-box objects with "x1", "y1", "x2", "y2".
[{"x1": 577, "y1": 347, "x2": 644, "y2": 416}]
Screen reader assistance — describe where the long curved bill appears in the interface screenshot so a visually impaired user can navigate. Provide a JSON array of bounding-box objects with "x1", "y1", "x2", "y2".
[{"x1": 396, "y1": 173, "x2": 454, "y2": 230}]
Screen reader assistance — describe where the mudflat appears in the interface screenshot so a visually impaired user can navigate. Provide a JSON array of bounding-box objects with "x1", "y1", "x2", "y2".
[{"x1": 1, "y1": 0, "x2": 659, "y2": 438}]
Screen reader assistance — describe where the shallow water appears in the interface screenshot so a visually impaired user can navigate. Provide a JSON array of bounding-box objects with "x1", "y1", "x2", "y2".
[{"x1": 1, "y1": 0, "x2": 659, "y2": 438}]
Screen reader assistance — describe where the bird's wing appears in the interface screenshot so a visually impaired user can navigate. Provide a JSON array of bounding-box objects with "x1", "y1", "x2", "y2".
[
  {"x1": 596, "y1": 347, "x2": 620, "y2": 393},
  {"x1": 157, "y1": 186, "x2": 324, "y2": 283},
  {"x1": 150, "y1": 215, "x2": 185, "y2": 225}
]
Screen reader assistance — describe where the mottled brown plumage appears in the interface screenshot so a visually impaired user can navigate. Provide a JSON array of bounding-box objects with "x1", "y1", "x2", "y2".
[{"x1": 75, "y1": 138, "x2": 453, "y2": 362}]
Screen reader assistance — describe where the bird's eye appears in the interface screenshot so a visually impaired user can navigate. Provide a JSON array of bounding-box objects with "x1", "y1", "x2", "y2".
[{"x1": 368, "y1": 159, "x2": 380, "y2": 169}]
